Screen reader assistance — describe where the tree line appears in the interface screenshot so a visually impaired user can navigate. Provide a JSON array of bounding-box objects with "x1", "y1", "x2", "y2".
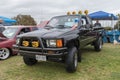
[{"x1": 12, "y1": 14, "x2": 37, "y2": 26}]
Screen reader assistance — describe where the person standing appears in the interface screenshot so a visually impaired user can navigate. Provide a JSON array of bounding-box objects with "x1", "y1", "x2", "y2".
[{"x1": 94, "y1": 20, "x2": 101, "y2": 27}]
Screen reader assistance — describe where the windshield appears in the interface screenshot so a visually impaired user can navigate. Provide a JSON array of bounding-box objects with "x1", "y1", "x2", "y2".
[
  {"x1": 2, "y1": 27, "x2": 18, "y2": 38},
  {"x1": 47, "y1": 15, "x2": 80, "y2": 29}
]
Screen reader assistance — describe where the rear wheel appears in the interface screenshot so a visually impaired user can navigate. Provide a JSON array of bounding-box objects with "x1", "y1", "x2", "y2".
[
  {"x1": 65, "y1": 47, "x2": 78, "y2": 73},
  {"x1": 94, "y1": 37, "x2": 102, "y2": 52},
  {"x1": 0, "y1": 48, "x2": 10, "y2": 60},
  {"x1": 23, "y1": 56, "x2": 37, "y2": 65}
]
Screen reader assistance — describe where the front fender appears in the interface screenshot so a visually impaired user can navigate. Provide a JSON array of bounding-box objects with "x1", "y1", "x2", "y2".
[{"x1": 63, "y1": 34, "x2": 79, "y2": 48}]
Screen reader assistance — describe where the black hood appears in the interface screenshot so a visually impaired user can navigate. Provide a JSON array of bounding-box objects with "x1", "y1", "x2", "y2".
[{"x1": 18, "y1": 28, "x2": 77, "y2": 39}]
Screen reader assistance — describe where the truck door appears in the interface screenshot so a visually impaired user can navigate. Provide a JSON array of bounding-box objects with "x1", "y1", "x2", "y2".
[
  {"x1": 86, "y1": 16, "x2": 96, "y2": 41},
  {"x1": 79, "y1": 16, "x2": 95, "y2": 47}
]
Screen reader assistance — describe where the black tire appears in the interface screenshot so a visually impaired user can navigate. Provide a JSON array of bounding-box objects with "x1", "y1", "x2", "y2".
[
  {"x1": 65, "y1": 47, "x2": 78, "y2": 73},
  {"x1": 23, "y1": 56, "x2": 37, "y2": 66},
  {"x1": 77, "y1": 49, "x2": 82, "y2": 62},
  {"x1": 94, "y1": 37, "x2": 102, "y2": 52}
]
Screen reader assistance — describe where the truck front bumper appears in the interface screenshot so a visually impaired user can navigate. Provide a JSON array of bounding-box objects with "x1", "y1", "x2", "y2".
[{"x1": 13, "y1": 45, "x2": 67, "y2": 60}]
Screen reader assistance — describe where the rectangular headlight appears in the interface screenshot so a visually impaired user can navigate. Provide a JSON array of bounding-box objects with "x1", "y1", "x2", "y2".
[
  {"x1": 46, "y1": 40, "x2": 56, "y2": 47},
  {"x1": 46, "y1": 39, "x2": 63, "y2": 48}
]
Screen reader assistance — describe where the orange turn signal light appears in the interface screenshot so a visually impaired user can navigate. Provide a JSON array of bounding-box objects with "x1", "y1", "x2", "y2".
[{"x1": 56, "y1": 40, "x2": 63, "y2": 47}]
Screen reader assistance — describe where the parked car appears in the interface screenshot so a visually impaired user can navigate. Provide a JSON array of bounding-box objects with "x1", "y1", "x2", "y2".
[
  {"x1": 14, "y1": 14, "x2": 104, "y2": 73},
  {"x1": 0, "y1": 26, "x2": 5, "y2": 33},
  {"x1": 0, "y1": 26, "x2": 38, "y2": 60},
  {"x1": 37, "y1": 21, "x2": 49, "y2": 29}
]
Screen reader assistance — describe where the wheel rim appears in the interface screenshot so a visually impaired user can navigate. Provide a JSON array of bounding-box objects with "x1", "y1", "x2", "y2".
[
  {"x1": 74, "y1": 52, "x2": 78, "y2": 68},
  {"x1": 0, "y1": 48, "x2": 10, "y2": 60}
]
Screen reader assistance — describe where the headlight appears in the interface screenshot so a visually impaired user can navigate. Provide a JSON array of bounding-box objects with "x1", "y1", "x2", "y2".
[
  {"x1": 16, "y1": 38, "x2": 20, "y2": 45},
  {"x1": 46, "y1": 39, "x2": 63, "y2": 48},
  {"x1": 46, "y1": 40, "x2": 56, "y2": 47}
]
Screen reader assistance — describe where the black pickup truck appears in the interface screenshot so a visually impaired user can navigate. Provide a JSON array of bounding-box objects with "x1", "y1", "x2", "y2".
[{"x1": 14, "y1": 14, "x2": 104, "y2": 73}]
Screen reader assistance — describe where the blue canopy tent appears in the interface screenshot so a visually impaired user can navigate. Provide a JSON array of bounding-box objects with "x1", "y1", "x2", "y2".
[
  {"x1": 89, "y1": 11, "x2": 118, "y2": 20},
  {"x1": 89, "y1": 11, "x2": 119, "y2": 43},
  {"x1": 0, "y1": 16, "x2": 16, "y2": 26}
]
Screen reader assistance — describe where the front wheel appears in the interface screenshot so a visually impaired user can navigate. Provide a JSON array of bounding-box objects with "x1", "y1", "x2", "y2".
[
  {"x1": 0, "y1": 48, "x2": 10, "y2": 60},
  {"x1": 65, "y1": 47, "x2": 78, "y2": 73},
  {"x1": 23, "y1": 56, "x2": 37, "y2": 66},
  {"x1": 77, "y1": 49, "x2": 82, "y2": 62},
  {"x1": 94, "y1": 37, "x2": 102, "y2": 52}
]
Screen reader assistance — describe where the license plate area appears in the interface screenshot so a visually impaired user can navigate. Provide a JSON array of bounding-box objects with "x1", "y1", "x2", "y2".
[{"x1": 35, "y1": 55, "x2": 46, "y2": 61}]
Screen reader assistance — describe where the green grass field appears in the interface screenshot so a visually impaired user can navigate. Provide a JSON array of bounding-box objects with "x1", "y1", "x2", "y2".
[{"x1": 0, "y1": 43, "x2": 120, "y2": 80}]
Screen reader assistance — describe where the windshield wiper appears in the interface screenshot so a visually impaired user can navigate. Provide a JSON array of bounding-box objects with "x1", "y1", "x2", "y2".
[
  {"x1": 56, "y1": 25, "x2": 65, "y2": 29},
  {"x1": 56, "y1": 25, "x2": 72, "y2": 29}
]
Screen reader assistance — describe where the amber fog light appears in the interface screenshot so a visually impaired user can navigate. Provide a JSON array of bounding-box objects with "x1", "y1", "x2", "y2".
[
  {"x1": 32, "y1": 41, "x2": 39, "y2": 48},
  {"x1": 22, "y1": 41, "x2": 29, "y2": 47}
]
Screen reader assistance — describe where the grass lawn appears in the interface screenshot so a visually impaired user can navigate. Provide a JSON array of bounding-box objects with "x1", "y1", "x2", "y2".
[{"x1": 0, "y1": 43, "x2": 120, "y2": 80}]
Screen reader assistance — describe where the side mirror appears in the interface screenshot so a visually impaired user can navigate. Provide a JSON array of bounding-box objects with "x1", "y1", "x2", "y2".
[
  {"x1": 81, "y1": 20, "x2": 84, "y2": 25},
  {"x1": 81, "y1": 19, "x2": 86, "y2": 25}
]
